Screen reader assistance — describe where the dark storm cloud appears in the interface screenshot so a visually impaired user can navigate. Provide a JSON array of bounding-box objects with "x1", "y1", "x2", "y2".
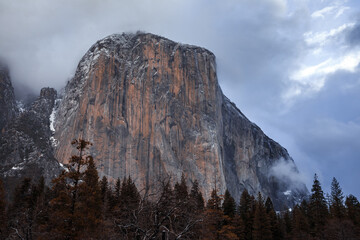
[
  {"x1": 0, "y1": 0, "x2": 303, "y2": 106},
  {"x1": 276, "y1": 66, "x2": 360, "y2": 195},
  {"x1": 214, "y1": 4, "x2": 309, "y2": 117},
  {"x1": 347, "y1": 23, "x2": 360, "y2": 47}
]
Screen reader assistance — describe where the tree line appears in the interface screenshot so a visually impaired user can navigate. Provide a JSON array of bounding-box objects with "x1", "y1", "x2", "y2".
[{"x1": 0, "y1": 139, "x2": 359, "y2": 239}]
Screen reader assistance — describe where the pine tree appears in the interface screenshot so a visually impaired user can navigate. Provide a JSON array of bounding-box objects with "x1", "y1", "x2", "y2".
[
  {"x1": 204, "y1": 188, "x2": 223, "y2": 239},
  {"x1": 76, "y1": 156, "x2": 102, "y2": 238},
  {"x1": 108, "y1": 177, "x2": 121, "y2": 213},
  {"x1": 218, "y1": 222, "x2": 239, "y2": 240},
  {"x1": 115, "y1": 177, "x2": 121, "y2": 202},
  {"x1": 100, "y1": 175, "x2": 108, "y2": 203},
  {"x1": 0, "y1": 179, "x2": 8, "y2": 239},
  {"x1": 345, "y1": 195, "x2": 360, "y2": 227},
  {"x1": 120, "y1": 176, "x2": 140, "y2": 211},
  {"x1": 223, "y1": 189, "x2": 236, "y2": 218},
  {"x1": 330, "y1": 177, "x2": 345, "y2": 219},
  {"x1": 265, "y1": 197, "x2": 282, "y2": 240},
  {"x1": 282, "y1": 208, "x2": 292, "y2": 238},
  {"x1": 8, "y1": 177, "x2": 48, "y2": 240},
  {"x1": 309, "y1": 173, "x2": 328, "y2": 238},
  {"x1": 47, "y1": 139, "x2": 95, "y2": 239},
  {"x1": 189, "y1": 180, "x2": 204, "y2": 211},
  {"x1": 299, "y1": 199, "x2": 309, "y2": 219},
  {"x1": 158, "y1": 179, "x2": 173, "y2": 210},
  {"x1": 218, "y1": 190, "x2": 240, "y2": 239},
  {"x1": 48, "y1": 171, "x2": 73, "y2": 238},
  {"x1": 238, "y1": 189, "x2": 255, "y2": 240},
  {"x1": 291, "y1": 205, "x2": 309, "y2": 240},
  {"x1": 265, "y1": 197, "x2": 274, "y2": 213},
  {"x1": 181, "y1": 179, "x2": 204, "y2": 238},
  {"x1": 252, "y1": 192, "x2": 272, "y2": 240},
  {"x1": 32, "y1": 176, "x2": 49, "y2": 238},
  {"x1": 230, "y1": 214, "x2": 246, "y2": 239},
  {"x1": 207, "y1": 188, "x2": 221, "y2": 210},
  {"x1": 174, "y1": 173, "x2": 188, "y2": 203}
]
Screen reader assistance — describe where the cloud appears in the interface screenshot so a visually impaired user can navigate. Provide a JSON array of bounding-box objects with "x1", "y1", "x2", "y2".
[
  {"x1": 304, "y1": 23, "x2": 354, "y2": 46},
  {"x1": 311, "y1": 3, "x2": 349, "y2": 19},
  {"x1": 282, "y1": 6, "x2": 360, "y2": 105},
  {"x1": 335, "y1": 6, "x2": 350, "y2": 18},
  {"x1": 285, "y1": 52, "x2": 360, "y2": 101},
  {"x1": 346, "y1": 23, "x2": 360, "y2": 47},
  {"x1": 269, "y1": 158, "x2": 307, "y2": 190},
  {"x1": 280, "y1": 65, "x2": 360, "y2": 195},
  {"x1": 0, "y1": 0, "x2": 297, "y2": 100},
  {"x1": 311, "y1": 6, "x2": 337, "y2": 19}
]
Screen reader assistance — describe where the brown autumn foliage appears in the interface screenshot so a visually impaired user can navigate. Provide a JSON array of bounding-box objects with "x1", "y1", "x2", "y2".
[{"x1": 1, "y1": 140, "x2": 360, "y2": 239}]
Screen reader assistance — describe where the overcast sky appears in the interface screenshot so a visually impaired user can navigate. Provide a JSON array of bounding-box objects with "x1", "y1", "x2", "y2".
[{"x1": 1, "y1": 0, "x2": 359, "y2": 198}]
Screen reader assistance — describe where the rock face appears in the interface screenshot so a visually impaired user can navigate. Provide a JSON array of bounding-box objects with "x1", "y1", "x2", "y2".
[
  {"x1": 53, "y1": 32, "x2": 307, "y2": 208},
  {"x1": 0, "y1": 85, "x2": 62, "y2": 199},
  {"x1": 0, "y1": 63, "x2": 17, "y2": 133}
]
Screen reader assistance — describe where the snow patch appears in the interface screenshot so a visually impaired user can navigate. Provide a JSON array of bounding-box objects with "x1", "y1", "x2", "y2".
[
  {"x1": 59, "y1": 162, "x2": 69, "y2": 172},
  {"x1": 50, "y1": 108, "x2": 56, "y2": 132},
  {"x1": 50, "y1": 136, "x2": 58, "y2": 147},
  {"x1": 11, "y1": 165, "x2": 23, "y2": 171},
  {"x1": 283, "y1": 190, "x2": 292, "y2": 196},
  {"x1": 16, "y1": 101, "x2": 25, "y2": 113},
  {"x1": 49, "y1": 99, "x2": 61, "y2": 146}
]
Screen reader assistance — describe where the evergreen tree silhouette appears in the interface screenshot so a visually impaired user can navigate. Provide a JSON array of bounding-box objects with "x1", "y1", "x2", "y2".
[
  {"x1": 238, "y1": 189, "x2": 255, "y2": 240},
  {"x1": 174, "y1": 173, "x2": 188, "y2": 203},
  {"x1": 0, "y1": 179, "x2": 8, "y2": 239},
  {"x1": 309, "y1": 173, "x2": 328, "y2": 238},
  {"x1": 330, "y1": 177, "x2": 345, "y2": 219},
  {"x1": 189, "y1": 179, "x2": 204, "y2": 211},
  {"x1": 252, "y1": 192, "x2": 272, "y2": 240},
  {"x1": 223, "y1": 189, "x2": 236, "y2": 218}
]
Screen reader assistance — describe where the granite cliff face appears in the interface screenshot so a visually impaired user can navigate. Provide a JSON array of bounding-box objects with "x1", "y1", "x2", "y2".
[
  {"x1": 0, "y1": 85, "x2": 62, "y2": 198},
  {"x1": 0, "y1": 63, "x2": 17, "y2": 133},
  {"x1": 53, "y1": 32, "x2": 307, "y2": 208}
]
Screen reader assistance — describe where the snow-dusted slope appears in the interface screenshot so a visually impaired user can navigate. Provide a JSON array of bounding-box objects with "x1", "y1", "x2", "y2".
[{"x1": 0, "y1": 87, "x2": 62, "y2": 198}]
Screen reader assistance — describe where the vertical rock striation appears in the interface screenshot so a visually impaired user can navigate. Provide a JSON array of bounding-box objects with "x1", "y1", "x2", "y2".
[
  {"x1": 0, "y1": 62, "x2": 17, "y2": 133},
  {"x1": 0, "y1": 86, "x2": 62, "y2": 198},
  {"x1": 53, "y1": 32, "x2": 307, "y2": 208}
]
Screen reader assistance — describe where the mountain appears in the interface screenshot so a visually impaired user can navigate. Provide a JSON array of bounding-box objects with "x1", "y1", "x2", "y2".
[
  {"x1": 51, "y1": 32, "x2": 307, "y2": 208},
  {"x1": 0, "y1": 63, "x2": 17, "y2": 133},
  {"x1": 0, "y1": 75, "x2": 62, "y2": 198}
]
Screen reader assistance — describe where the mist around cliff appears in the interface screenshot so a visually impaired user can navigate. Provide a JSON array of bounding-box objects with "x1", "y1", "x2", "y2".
[{"x1": 269, "y1": 158, "x2": 307, "y2": 191}]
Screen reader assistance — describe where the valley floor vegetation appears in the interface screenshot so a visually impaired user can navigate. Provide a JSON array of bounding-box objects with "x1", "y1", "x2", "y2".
[{"x1": 0, "y1": 139, "x2": 359, "y2": 239}]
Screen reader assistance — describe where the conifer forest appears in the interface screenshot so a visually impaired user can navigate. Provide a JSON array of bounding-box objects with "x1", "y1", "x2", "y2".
[{"x1": 0, "y1": 140, "x2": 359, "y2": 240}]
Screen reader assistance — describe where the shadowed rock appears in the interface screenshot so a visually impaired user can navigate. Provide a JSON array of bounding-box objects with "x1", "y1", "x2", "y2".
[
  {"x1": 0, "y1": 63, "x2": 17, "y2": 133},
  {"x1": 0, "y1": 84, "x2": 62, "y2": 199}
]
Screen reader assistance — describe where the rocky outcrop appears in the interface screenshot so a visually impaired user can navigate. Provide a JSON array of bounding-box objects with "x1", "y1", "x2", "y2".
[
  {"x1": 54, "y1": 33, "x2": 225, "y2": 195},
  {"x1": 0, "y1": 86, "x2": 62, "y2": 198},
  {"x1": 221, "y1": 96, "x2": 306, "y2": 207},
  {"x1": 0, "y1": 62, "x2": 17, "y2": 133},
  {"x1": 53, "y1": 32, "x2": 307, "y2": 208}
]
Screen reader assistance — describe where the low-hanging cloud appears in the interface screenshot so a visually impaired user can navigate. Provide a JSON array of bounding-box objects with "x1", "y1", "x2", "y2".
[{"x1": 269, "y1": 158, "x2": 308, "y2": 190}]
